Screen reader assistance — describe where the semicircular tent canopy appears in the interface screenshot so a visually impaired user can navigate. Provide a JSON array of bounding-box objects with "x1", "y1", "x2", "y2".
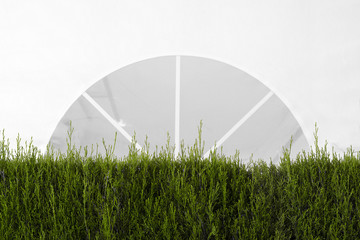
[{"x1": 49, "y1": 56, "x2": 309, "y2": 163}]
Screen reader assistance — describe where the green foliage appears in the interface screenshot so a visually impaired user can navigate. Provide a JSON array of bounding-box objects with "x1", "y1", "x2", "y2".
[{"x1": 0, "y1": 125, "x2": 360, "y2": 239}]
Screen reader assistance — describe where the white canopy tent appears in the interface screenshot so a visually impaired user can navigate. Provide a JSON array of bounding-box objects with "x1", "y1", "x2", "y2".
[
  {"x1": 49, "y1": 55, "x2": 309, "y2": 163},
  {"x1": 1, "y1": 0, "x2": 359, "y2": 163}
]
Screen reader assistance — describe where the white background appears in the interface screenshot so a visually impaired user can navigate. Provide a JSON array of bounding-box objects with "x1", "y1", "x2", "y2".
[{"x1": 1, "y1": 0, "x2": 359, "y2": 154}]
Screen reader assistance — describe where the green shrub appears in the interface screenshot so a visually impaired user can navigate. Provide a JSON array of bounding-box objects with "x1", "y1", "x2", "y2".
[{"x1": 0, "y1": 126, "x2": 359, "y2": 239}]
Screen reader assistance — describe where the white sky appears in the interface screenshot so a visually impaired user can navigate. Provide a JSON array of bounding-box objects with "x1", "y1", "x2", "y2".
[{"x1": 0, "y1": 0, "x2": 360, "y2": 154}]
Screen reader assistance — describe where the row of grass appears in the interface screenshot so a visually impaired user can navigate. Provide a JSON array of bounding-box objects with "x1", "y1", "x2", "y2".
[{"x1": 0, "y1": 126, "x2": 360, "y2": 239}]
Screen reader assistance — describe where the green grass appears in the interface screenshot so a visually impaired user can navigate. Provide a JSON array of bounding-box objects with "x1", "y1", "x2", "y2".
[{"x1": 0, "y1": 125, "x2": 360, "y2": 239}]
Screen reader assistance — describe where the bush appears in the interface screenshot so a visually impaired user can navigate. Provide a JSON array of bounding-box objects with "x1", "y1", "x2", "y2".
[{"x1": 0, "y1": 127, "x2": 359, "y2": 239}]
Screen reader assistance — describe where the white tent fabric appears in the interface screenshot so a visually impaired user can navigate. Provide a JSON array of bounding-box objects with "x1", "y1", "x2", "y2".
[
  {"x1": 49, "y1": 56, "x2": 309, "y2": 163},
  {"x1": 1, "y1": 0, "x2": 359, "y2": 162}
]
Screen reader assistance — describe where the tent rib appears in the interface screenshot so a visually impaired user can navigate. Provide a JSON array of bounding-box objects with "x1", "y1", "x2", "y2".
[
  {"x1": 175, "y1": 56, "x2": 181, "y2": 157},
  {"x1": 203, "y1": 91, "x2": 274, "y2": 158},
  {"x1": 82, "y1": 92, "x2": 142, "y2": 150}
]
